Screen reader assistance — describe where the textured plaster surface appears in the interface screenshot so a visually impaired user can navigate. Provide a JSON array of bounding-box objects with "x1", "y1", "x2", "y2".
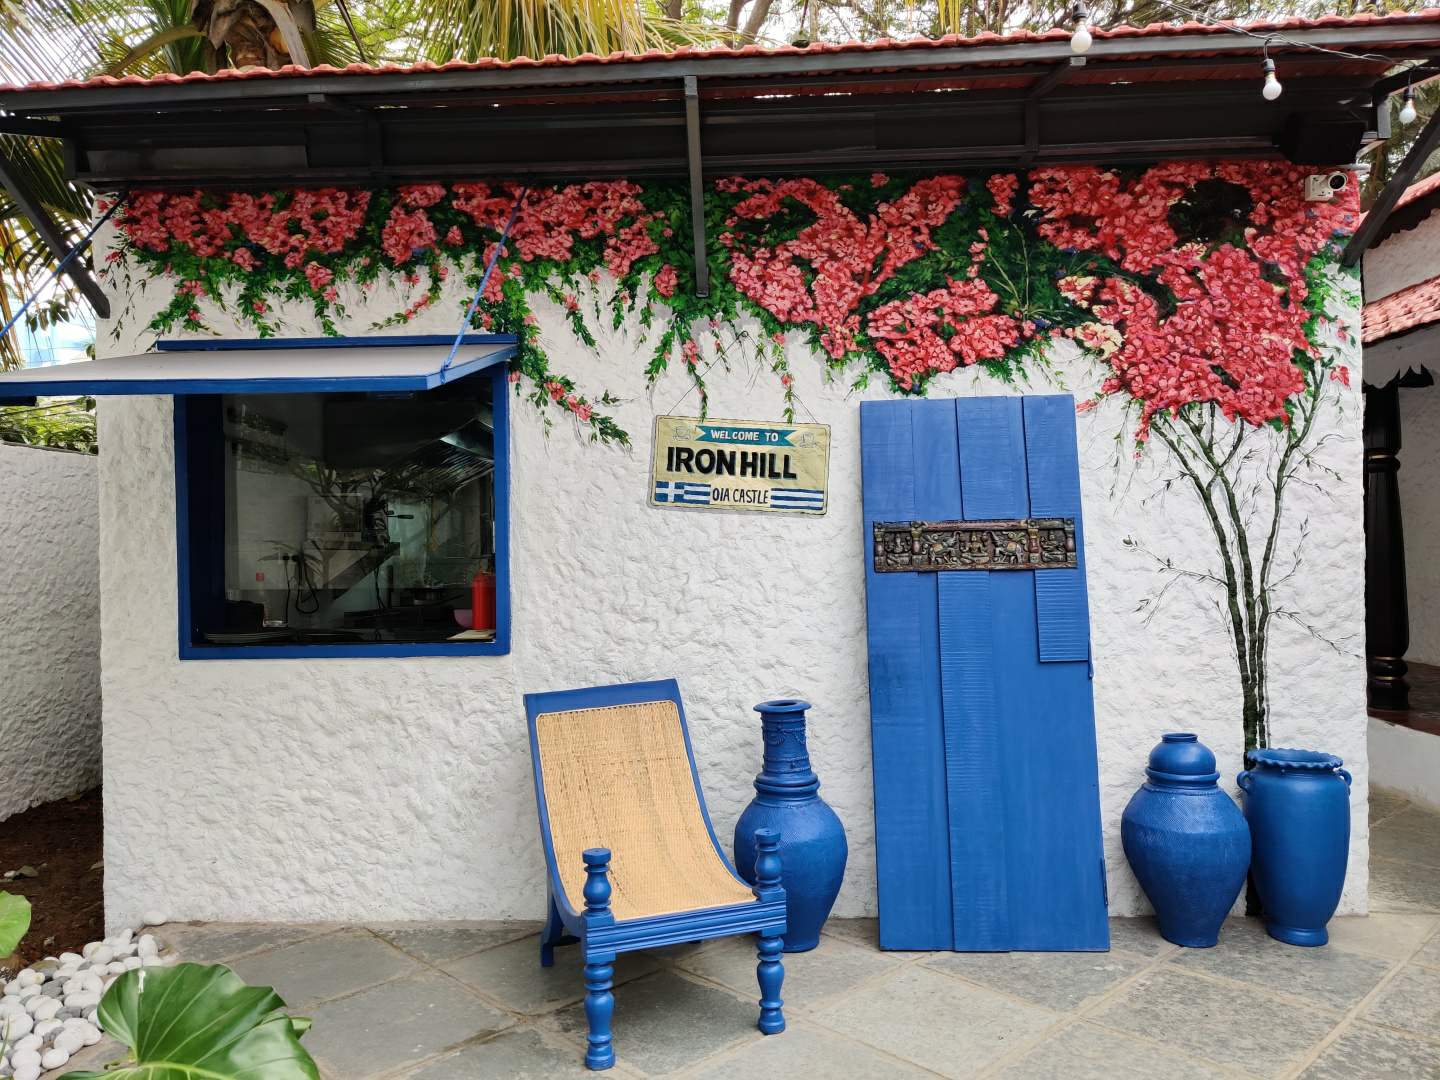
[
  {"x1": 1400, "y1": 384, "x2": 1440, "y2": 667},
  {"x1": 0, "y1": 442, "x2": 100, "y2": 821},
  {"x1": 1364, "y1": 210, "x2": 1440, "y2": 301},
  {"x1": 93, "y1": 210, "x2": 1369, "y2": 930}
]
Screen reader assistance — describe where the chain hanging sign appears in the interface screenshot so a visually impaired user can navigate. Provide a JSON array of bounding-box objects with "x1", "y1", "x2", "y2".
[
  {"x1": 650, "y1": 416, "x2": 831, "y2": 515},
  {"x1": 873, "y1": 518, "x2": 1077, "y2": 572}
]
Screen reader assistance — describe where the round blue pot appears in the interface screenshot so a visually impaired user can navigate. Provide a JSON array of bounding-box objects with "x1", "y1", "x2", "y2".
[
  {"x1": 1121, "y1": 733, "x2": 1250, "y2": 948},
  {"x1": 1239, "y1": 748, "x2": 1352, "y2": 947},
  {"x1": 733, "y1": 699, "x2": 847, "y2": 953}
]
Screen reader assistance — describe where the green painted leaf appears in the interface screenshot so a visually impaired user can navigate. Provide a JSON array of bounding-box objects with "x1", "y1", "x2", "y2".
[
  {"x1": 58, "y1": 963, "x2": 318, "y2": 1080},
  {"x1": 0, "y1": 891, "x2": 30, "y2": 956}
]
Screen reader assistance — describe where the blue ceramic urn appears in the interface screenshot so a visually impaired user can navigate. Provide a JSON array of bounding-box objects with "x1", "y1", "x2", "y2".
[
  {"x1": 1239, "y1": 748, "x2": 1352, "y2": 946},
  {"x1": 1121, "y1": 733, "x2": 1250, "y2": 948},
  {"x1": 733, "y1": 698, "x2": 847, "y2": 952}
]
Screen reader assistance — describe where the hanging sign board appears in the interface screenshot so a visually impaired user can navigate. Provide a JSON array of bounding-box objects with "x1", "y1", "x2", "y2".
[{"x1": 650, "y1": 416, "x2": 830, "y2": 515}]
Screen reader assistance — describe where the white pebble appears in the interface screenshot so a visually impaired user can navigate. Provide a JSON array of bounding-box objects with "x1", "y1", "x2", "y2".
[
  {"x1": 136, "y1": 935, "x2": 158, "y2": 959},
  {"x1": 54, "y1": 967, "x2": 77, "y2": 982},
  {"x1": 88, "y1": 946, "x2": 113, "y2": 967},
  {"x1": 123, "y1": 957, "x2": 142, "y2": 970},
  {"x1": 142, "y1": 911, "x2": 167, "y2": 927},
  {"x1": 80, "y1": 942, "x2": 99, "y2": 960},
  {"x1": 80, "y1": 973, "x2": 103, "y2": 994},
  {"x1": 52, "y1": 1028, "x2": 84, "y2": 1055},
  {"x1": 2, "y1": 1012, "x2": 33, "y2": 1038},
  {"x1": 63, "y1": 993, "x2": 98, "y2": 1010},
  {"x1": 80, "y1": 1022, "x2": 101, "y2": 1046},
  {"x1": 28, "y1": 998, "x2": 58, "y2": 1022},
  {"x1": 1, "y1": 980, "x2": 17, "y2": 996},
  {"x1": 57, "y1": 953, "x2": 82, "y2": 967},
  {"x1": 111, "y1": 943, "x2": 136, "y2": 960},
  {"x1": 32, "y1": 1018, "x2": 60, "y2": 1040},
  {"x1": 8, "y1": 1048, "x2": 38, "y2": 1070},
  {"x1": 84, "y1": 1008, "x2": 97, "y2": 1023},
  {"x1": 40, "y1": 1048, "x2": 69, "y2": 1070},
  {"x1": 14, "y1": 986, "x2": 36, "y2": 1002},
  {"x1": 15, "y1": 971, "x2": 37, "y2": 989},
  {"x1": 104, "y1": 961, "x2": 126, "y2": 976},
  {"x1": 12, "y1": 1034, "x2": 40, "y2": 1053},
  {"x1": 14, "y1": 1064, "x2": 41, "y2": 1080},
  {"x1": 140, "y1": 955, "x2": 165, "y2": 968}
]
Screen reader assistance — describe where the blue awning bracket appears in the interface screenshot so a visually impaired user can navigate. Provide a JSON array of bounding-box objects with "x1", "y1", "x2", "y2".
[
  {"x1": 0, "y1": 334, "x2": 518, "y2": 402},
  {"x1": 440, "y1": 186, "x2": 528, "y2": 381}
]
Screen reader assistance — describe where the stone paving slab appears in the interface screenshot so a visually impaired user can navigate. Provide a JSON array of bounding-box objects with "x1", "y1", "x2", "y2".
[{"x1": 109, "y1": 788, "x2": 1440, "y2": 1080}]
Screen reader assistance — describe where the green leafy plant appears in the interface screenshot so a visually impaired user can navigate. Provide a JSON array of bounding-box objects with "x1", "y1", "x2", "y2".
[
  {"x1": 0, "y1": 890, "x2": 30, "y2": 956},
  {"x1": 59, "y1": 963, "x2": 319, "y2": 1080}
]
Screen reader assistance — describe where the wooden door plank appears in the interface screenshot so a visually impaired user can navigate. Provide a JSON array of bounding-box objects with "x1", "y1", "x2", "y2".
[
  {"x1": 860, "y1": 399, "x2": 953, "y2": 949},
  {"x1": 946, "y1": 397, "x2": 1028, "y2": 951},
  {"x1": 1023, "y1": 395, "x2": 1092, "y2": 663}
]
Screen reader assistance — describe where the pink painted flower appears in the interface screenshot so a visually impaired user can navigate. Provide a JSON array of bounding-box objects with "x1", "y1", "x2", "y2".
[
  {"x1": 507, "y1": 370, "x2": 522, "y2": 383},
  {"x1": 1331, "y1": 366, "x2": 1350, "y2": 386},
  {"x1": 304, "y1": 261, "x2": 334, "y2": 292},
  {"x1": 544, "y1": 380, "x2": 565, "y2": 402},
  {"x1": 682, "y1": 339, "x2": 700, "y2": 366},
  {"x1": 654, "y1": 264, "x2": 678, "y2": 298}
]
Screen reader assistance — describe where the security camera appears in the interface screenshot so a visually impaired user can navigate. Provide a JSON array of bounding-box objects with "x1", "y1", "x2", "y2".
[{"x1": 1304, "y1": 172, "x2": 1350, "y2": 202}]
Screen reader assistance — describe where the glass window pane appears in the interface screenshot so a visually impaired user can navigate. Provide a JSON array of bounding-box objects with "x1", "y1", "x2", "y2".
[{"x1": 201, "y1": 378, "x2": 495, "y2": 647}]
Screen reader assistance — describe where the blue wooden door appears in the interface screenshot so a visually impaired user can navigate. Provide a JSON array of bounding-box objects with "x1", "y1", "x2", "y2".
[{"x1": 860, "y1": 394, "x2": 1108, "y2": 952}]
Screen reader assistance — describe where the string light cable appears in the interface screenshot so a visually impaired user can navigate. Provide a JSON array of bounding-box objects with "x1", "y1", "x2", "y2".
[{"x1": 1067, "y1": 0, "x2": 1439, "y2": 104}]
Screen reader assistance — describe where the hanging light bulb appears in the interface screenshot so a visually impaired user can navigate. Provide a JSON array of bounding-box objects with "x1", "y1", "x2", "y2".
[
  {"x1": 1262, "y1": 58, "x2": 1282, "y2": 101},
  {"x1": 1070, "y1": 2, "x2": 1092, "y2": 54},
  {"x1": 1401, "y1": 87, "x2": 1418, "y2": 125}
]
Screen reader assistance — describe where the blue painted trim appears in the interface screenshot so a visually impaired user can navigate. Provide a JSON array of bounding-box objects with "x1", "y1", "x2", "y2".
[
  {"x1": 155, "y1": 334, "x2": 517, "y2": 351},
  {"x1": 8, "y1": 342, "x2": 516, "y2": 398},
  {"x1": 523, "y1": 679, "x2": 784, "y2": 959},
  {"x1": 175, "y1": 363, "x2": 512, "y2": 661}
]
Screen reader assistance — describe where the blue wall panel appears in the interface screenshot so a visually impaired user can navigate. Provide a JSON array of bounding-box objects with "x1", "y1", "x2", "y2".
[
  {"x1": 862, "y1": 393, "x2": 1107, "y2": 952},
  {"x1": 860, "y1": 400, "x2": 953, "y2": 949},
  {"x1": 1023, "y1": 395, "x2": 1093, "y2": 663}
]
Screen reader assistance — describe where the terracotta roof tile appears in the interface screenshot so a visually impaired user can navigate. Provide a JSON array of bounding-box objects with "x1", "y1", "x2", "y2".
[
  {"x1": 1364, "y1": 275, "x2": 1440, "y2": 343},
  {"x1": 2, "y1": 9, "x2": 1436, "y2": 94}
]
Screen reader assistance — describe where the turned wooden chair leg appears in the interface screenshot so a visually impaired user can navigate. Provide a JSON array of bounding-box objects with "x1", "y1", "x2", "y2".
[
  {"x1": 582, "y1": 847, "x2": 617, "y2": 1070},
  {"x1": 753, "y1": 828, "x2": 786, "y2": 1035}
]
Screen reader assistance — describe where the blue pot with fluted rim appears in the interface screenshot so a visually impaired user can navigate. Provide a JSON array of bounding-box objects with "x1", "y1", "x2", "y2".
[
  {"x1": 1121, "y1": 733, "x2": 1251, "y2": 948},
  {"x1": 733, "y1": 698, "x2": 847, "y2": 952},
  {"x1": 1239, "y1": 748, "x2": 1352, "y2": 947}
]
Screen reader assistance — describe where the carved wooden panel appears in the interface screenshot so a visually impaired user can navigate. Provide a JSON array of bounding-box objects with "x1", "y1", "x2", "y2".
[{"x1": 872, "y1": 518, "x2": 1077, "y2": 573}]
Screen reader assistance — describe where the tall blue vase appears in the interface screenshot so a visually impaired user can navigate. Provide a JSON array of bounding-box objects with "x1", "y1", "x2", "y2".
[
  {"x1": 1121, "y1": 733, "x2": 1250, "y2": 948},
  {"x1": 733, "y1": 698, "x2": 848, "y2": 953},
  {"x1": 1239, "y1": 748, "x2": 1352, "y2": 947}
]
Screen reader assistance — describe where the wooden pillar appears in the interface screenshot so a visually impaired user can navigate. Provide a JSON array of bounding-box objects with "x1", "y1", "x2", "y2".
[{"x1": 1364, "y1": 380, "x2": 1411, "y2": 710}]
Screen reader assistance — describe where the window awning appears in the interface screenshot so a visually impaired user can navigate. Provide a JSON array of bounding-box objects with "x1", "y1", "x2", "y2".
[{"x1": 0, "y1": 336, "x2": 517, "y2": 403}]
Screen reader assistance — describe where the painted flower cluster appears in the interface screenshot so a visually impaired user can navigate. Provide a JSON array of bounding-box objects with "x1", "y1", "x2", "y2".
[{"x1": 108, "y1": 162, "x2": 1357, "y2": 446}]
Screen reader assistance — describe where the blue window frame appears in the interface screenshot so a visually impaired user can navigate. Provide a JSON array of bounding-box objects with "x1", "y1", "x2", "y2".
[{"x1": 174, "y1": 338, "x2": 511, "y2": 660}]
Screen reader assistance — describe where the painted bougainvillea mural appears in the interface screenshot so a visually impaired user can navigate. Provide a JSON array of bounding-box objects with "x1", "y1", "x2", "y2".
[{"x1": 106, "y1": 163, "x2": 1360, "y2": 749}]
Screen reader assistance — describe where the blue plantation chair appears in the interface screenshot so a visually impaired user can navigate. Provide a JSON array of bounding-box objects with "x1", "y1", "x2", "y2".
[{"x1": 524, "y1": 678, "x2": 787, "y2": 1071}]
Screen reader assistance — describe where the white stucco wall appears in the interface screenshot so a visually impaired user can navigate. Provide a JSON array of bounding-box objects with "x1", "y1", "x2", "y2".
[
  {"x1": 1364, "y1": 209, "x2": 1440, "y2": 301},
  {"x1": 0, "y1": 442, "x2": 101, "y2": 821},
  {"x1": 94, "y1": 226, "x2": 1370, "y2": 930}
]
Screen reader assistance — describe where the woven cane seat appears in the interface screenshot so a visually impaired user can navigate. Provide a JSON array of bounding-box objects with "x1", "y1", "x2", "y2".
[{"x1": 534, "y1": 699, "x2": 756, "y2": 921}]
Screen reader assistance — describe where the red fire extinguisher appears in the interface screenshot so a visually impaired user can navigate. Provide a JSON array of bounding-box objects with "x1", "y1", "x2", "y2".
[{"x1": 471, "y1": 566, "x2": 497, "y2": 633}]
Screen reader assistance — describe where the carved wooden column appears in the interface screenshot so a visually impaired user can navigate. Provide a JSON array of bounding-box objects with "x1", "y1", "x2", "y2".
[{"x1": 1364, "y1": 380, "x2": 1410, "y2": 710}]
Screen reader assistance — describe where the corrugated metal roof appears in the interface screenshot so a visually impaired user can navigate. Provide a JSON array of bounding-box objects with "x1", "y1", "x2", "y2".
[{"x1": 2, "y1": 9, "x2": 1434, "y2": 94}]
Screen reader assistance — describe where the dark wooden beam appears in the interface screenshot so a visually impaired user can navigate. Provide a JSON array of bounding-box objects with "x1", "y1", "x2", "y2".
[
  {"x1": 0, "y1": 143, "x2": 109, "y2": 318},
  {"x1": 683, "y1": 76, "x2": 709, "y2": 298},
  {"x1": 1365, "y1": 380, "x2": 1411, "y2": 710},
  {"x1": 1344, "y1": 106, "x2": 1440, "y2": 265},
  {"x1": 1022, "y1": 57, "x2": 1084, "y2": 165}
]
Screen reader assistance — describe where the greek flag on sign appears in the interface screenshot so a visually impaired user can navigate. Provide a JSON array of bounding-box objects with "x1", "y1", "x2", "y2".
[
  {"x1": 654, "y1": 480, "x2": 711, "y2": 506},
  {"x1": 770, "y1": 487, "x2": 825, "y2": 511}
]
